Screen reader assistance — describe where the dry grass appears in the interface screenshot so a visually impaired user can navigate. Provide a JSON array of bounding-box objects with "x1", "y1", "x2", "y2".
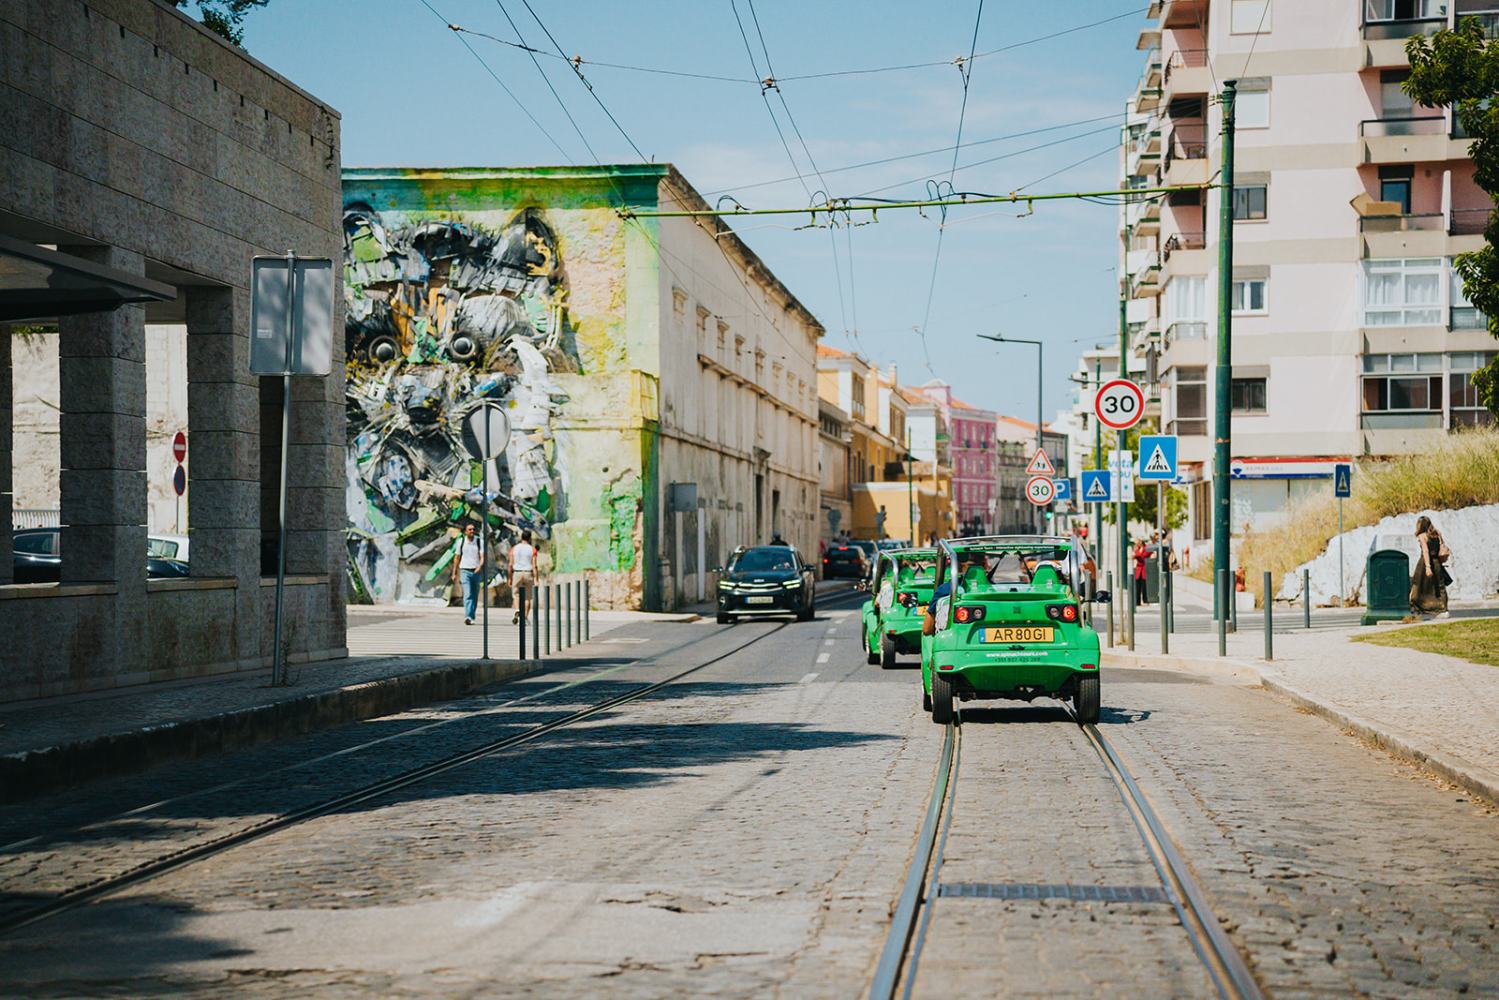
[
  {"x1": 1352, "y1": 617, "x2": 1499, "y2": 668},
  {"x1": 1238, "y1": 427, "x2": 1499, "y2": 607}
]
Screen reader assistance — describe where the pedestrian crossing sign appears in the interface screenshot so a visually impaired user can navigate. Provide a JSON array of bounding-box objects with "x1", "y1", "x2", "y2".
[
  {"x1": 1025, "y1": 447, "x2": 1056, "y2": 476},
  {"x1": 1080, "y1": 470, "x2": 1111, "y2": 503},
  {"x1": 1334, "y1": 463, "x2": 1351, "y2": 498},
  {"x1": 1137, "y1": 435, "x2": 1178, "y2": 481}
]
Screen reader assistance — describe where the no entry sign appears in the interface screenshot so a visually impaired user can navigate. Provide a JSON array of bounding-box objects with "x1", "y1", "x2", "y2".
[
  {"x1": 172, "y1": 430, "x2": 187, "y2": 463},
  {"x1": 1025, "y1": 475, "x2": 1056, "y2": 506},
  {"x1": 1094, "y1": 378, "x2": 1145, "y2": 431}
]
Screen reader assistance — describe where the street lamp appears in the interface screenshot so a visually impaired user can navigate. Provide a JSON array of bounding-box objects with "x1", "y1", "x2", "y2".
[{"x1": 977, "y1": 333, "x2": 1044, "y2": 534}]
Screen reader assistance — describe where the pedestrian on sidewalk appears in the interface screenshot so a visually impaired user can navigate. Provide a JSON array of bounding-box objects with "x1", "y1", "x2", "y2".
[
  {"x1": 1072, "y1": 523, "x2": 1096, "y2": 599},
  {"x1": 1133, "y1": 537, "x2": 1149, "y2": 607},
  {"x1": 509, "y1": 532, "x2": 537, "y2": 625},
  {"x1": 452, "y1": 523, "x2": 483, "y2": 625},
  {"x1": 1410, "y1": 515, "x2": 1451, "y2": 617}
]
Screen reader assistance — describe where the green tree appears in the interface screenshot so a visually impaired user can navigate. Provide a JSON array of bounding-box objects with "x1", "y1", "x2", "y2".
[
  {"x1": 1407, "y1": 18, "x2": 1499, "y2": 415},
  {"x1": 176, "y1": 0, "x2": 269, "y2": 46},
  {"x1": 1100, "y1": 419, "x2": 1188, "y2": 530}
]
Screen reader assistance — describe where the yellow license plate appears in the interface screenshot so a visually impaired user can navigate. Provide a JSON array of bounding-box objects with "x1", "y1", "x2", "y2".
[{"x1": 983, "y1": 626, "x2": 1053, "y2": 643}]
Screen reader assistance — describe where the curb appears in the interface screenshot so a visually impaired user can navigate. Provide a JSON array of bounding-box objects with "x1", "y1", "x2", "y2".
[
  {"x1": 1103, "y1": 648, "x2": 1499, "y2": 809},
  {"x1": 0, "y1": 658, "x2": 545, "y2": 804}
]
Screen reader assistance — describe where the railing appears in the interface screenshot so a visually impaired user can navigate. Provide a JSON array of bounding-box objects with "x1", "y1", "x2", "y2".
[
  {"x1": 1360, "y1": 115, "x2": 1446, "y2": 136},
  {"x1": 1164, "y1": 127, "x2": 1207, "y2": 166},
  {"x1": 1166, "y1": 418, "x2": 1208, "y2": 436},
  {"x1": 1164, "y1": 48, "x2": 1208, "y2": 89},
  {"x1": 1358, "y1": 212, "x2": 1445, "y2": 233},
  {"x1": 1451, "y1": 305, "x2": 1488, "y2": 330},
  {"x1": 1165, "y1": 320, "x2": 1207, "y2": 346},
  {"x1": 12, "y1": 508, "x2": 60, "y2": 530},
  {"x1": 1455, "y1": 11, "x2": 1499, "y2": 37},
  {"x1": 1451, "y1": 207, "x2": 1490, "y2": 235},
  {"x1": 1163, "y1": 232, "x2": 1206, "y2": 261}
]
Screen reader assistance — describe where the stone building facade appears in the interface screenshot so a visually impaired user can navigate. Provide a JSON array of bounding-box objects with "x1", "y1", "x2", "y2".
[{"x1": 1, "y1": 0, "x2": 345, "y2": 700}]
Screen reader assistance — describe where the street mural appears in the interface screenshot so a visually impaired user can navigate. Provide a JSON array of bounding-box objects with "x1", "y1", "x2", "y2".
[{"x1": 342, "y1": 204, "x2": 573, "y2": 603}]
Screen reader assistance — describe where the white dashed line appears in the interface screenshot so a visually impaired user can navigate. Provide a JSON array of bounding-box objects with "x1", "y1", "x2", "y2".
[
  {"x1": 816, "y1": 652, "x2": 831, "y2": 664},
  {"x1": 799, "y1": 672, "x2": 819, "y2": 684},
  {"x1": 824, "y1": 638, "x2": 836, "y2": 646}
]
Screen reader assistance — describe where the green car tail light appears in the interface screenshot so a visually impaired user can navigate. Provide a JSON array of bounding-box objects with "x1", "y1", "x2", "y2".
[
  {"x1": 953, "y1": 605, "x2": 987, "y2": 623},
  {"x1": 897, "y1": 591, "x2": 920, "y2": 607},
  {"x1": 1081, "y1": 663, "x2": 1098, "y2": 670},
  {"x1": 1045, "y1": 603, "x2": 1079, "y2": 623}
]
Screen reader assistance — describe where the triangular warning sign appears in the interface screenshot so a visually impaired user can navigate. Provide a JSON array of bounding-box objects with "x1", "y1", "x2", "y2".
[
  {"x1": 1143, "y1": 444, "x2": 1171, "y2": 475},
  {"x1": 1336, "y1": 468, "x2": 1350, "y2": 491},
  {"x1": 1025, "y1": 448, "x2": 1055, "y2": 476},
  {"x1": 1085, "y1": 476, "x2": 1108, "y2": 499}
]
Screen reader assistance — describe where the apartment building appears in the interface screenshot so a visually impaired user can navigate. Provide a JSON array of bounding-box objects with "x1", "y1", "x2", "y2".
[
  {"x1": 818, "y1": 398, "x2": 853, "y2": 545},
  {"x1": 915, "y1": 380, "x2": 999, "y2": 534},
  {"x1": 1122, "y1": 0, "x2": 1493, "y2": 555}
]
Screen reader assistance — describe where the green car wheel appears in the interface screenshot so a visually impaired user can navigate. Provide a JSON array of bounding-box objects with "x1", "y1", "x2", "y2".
[
  {"x1": 879, "y1": 633, "x2": 898, "y2": 669},
  {"x1": 863, "y1": 626, "x2": 880, "y2": 664},
  {"x1": 930, "y1": 670, "x2": 955, "y2": 724},
  {"x1": 1074, "y1": 674, "x2": 1100, "y2": 724}
]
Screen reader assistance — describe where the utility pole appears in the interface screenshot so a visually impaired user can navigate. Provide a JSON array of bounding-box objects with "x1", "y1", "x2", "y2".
[
  {"x1": 906, "y1": 428, "x2": 915, "y2": 545},
  {"x1": 1093, "y1": 354, "x2": 1103, "y2": 595},
  {"x1": 1117, "y1": 286, "x2": 1130, "y2": 646},
  {"x1": 1213, "y1": 81, "x2": 1237, "y2": 621},
  {"x1": 976, "y1": 333, "x2": 1044, "y2": 534}
]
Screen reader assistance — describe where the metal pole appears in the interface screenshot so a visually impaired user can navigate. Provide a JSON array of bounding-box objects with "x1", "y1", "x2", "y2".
[
  {"x1": 1338, "y1": 496, "x2": 1345, "y2": 604},
  {"x1": 1213, "y1": 80, "x2": 1237, "y2": 622},
  {"x1": 1127, "y1": 561, "x2": 1136, "y2": 652},
  {"x1": 1035, "y1": 341, "x2": 1044, "y2": 535},
  {"x1": 565, "y1": 580, "x2": 572, "y2": 647},
  {"x1": 543, "y1": 583, "x2": 551, "y2": 655},
  {"x1": 555, "y1": 581, "x2": 563, "y2": 648},
  {"x1": 1157, "y1": 483, "x2": 1166, "y2": 653},
  {"x1": 1093, "y1": 356, "x2": 1103, "y2": 597},
  {"x1": 531, "y1": 580, "x2": 540, "y2": 659},
  {"x1": 584, "y1": 579, "x2": 591, "y2": 640},
  {"x1": 1263, "y1": 570, "x2": 1274, "y2": 661},
  {"x1": 1217, "y1": 569, "x2": 1228, "y2": 657},
  {"x1": 270, "y1": 250, "x2": 296, "y2": 687},
  {"x1": 1230, "y1": 574, "x2": 1238, "y2": 633},
  {"x1": 1106, "y1": 570, "x2": 1115, "y2": 648},
  {"x1": 1117, "y1": 291, "x2": 1129, "y2": 648},
  {"x1": 1165, "y1": 567, "x2": 1174, "y2": 634},
  {"x1": 480, "y1": 421, "x2": 489, "y2": 661},
  {"x1": 517, "y1": 586, "x2": 526, "y2": 660},
  {"x1": 574, "y1": 580, "x2": 582, "y2": 644},
  {"x1": 906, "y1": 430, "x2": 914, "y2": 544},
  {"x1": 1303, "y1": 567, "x2": 1312, "y2": 629}
]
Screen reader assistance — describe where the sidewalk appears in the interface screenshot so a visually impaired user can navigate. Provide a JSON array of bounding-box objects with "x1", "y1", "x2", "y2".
[
  {"x1": 1104, "y1": 612, "x2": 1499, "y2": 805},
  {"x1": 0, "y1": 604, "x2": 695, "y2": 802}
]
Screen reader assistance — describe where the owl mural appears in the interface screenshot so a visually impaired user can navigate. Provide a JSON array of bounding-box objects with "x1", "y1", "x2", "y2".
[{"x1": 343, "y1": 204, "x2": 572, "y2": 604}]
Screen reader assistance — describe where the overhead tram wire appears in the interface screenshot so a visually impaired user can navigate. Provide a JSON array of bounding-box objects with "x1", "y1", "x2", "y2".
[
  {"x1": 418, "y1": 0, "x2": 571, "y2": 161},
  {"x1": 492, "y1": 0, "x2": 599, "y2": 161}
]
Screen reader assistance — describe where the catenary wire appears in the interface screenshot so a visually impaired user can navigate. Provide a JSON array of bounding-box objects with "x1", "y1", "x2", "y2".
[{"x1": 492, "y1": 0, "x2": 599, "y2": 161}]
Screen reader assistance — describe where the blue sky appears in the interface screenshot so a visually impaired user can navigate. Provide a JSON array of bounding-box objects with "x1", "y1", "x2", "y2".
[{"x1": 241, "y1": 0, "x2": 1147, "y2": 422}]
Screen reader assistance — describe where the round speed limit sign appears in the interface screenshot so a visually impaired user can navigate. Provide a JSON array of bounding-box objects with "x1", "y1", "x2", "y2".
[
  {"x1": 1094, "y1": 378, "x2": 1146, "y2": 430},
  {"x1": 1025, "y1": 475, "x2": 1056, "y2": 506}
]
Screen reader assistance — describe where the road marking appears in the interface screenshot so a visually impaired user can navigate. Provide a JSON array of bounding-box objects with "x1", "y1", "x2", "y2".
[
  {"x1": 816, "y1": 652, "x2": 831, "y2": 663},
  {"x1": 799, "y1": 672, "x2": 819, "y2": 684},
  {"x1": 824, "y1": 638, "x2": 836, "y2": 646}
]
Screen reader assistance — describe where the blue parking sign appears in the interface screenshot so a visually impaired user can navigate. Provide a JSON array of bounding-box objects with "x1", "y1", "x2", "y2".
[
  {"x1": 1051, "y1": 478, "x2": 1072, "y2": 502},
  {"x1": 1080, "y1": 470, "x2": 1111, "y2": 504}
]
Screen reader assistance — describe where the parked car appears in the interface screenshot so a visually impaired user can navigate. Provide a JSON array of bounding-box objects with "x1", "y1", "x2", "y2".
[
  {"x1": 821, "y1": 543, "x2": 869, "y2": 580},
  {"x1": 12, "y1": 527, "x2": 190, "y2": 583}
]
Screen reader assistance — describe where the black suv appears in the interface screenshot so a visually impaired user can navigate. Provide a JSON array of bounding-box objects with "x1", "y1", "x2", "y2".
[
  {"x1": 821, "y1": 543, "x2": 869, "y2": 580},
  {"x1": 716, "y1": 545, "x2": 815, "y2": 623}
]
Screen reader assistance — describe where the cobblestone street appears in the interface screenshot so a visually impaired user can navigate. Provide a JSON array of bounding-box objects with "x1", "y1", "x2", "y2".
[{"x1": 3, "y1": 596, "x2": 1498, "y2": 997}]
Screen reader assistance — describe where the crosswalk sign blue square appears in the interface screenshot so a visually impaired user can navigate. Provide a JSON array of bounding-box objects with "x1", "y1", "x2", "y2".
[
  {"x1": 1080, "y1": 470, "x2": 1111, "y2": 503},
  {"x1": 1051, "y1": 478, "x2": 1072, "y2": 502},
  {"x1": 1138, "y1": 435, "x2": 1178, "y2": 481}
]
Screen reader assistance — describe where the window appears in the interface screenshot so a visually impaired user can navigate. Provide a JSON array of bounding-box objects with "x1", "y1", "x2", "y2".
[
  {"x1": 1362, "y1": 258, "x2": 1443, "y2": 326},
  {"x1": 1451, "y1": 265, "x2": 1485, "y2": 330},
  {"x1": 1362, "y1": 353, "x2": 1443, "y2": 412},
  {"x1": 850, "y1": 373, "x2": 867, "y2": 421},
  {"x1": 1231, "y1": 0, "x2": 1271, "y2": 33},
  {"x1": 1236, "y1": 88, "x2": 1270, "y2": 129},
  {"x1": 1451, "y1": 352, "x2": 1496, "y2": 428},
  {"x1": 1165, "y1": 275, "x2": 1207, "y2": 341},
  {"x1": 1233, "y1": 185, "x2": 1267, "y2": 220},
  {"x1": 1365, "y1": 0, "x2": 1445, "y2": 23},
  {"x1": 1380, "y1": 70, "x2": 1413, "y2": 118},
  {"x1": 1231, "y1": 377, "x2": 1268, "y2": 413},
  {"x1": 1231, "y1": 278, "x2": 1268, "y2": 314},
  {"x1": 1379, "y1": 165, "x2": 1413, "y2": 213},
  {"x1": 1171, "y1": 366, "x2": 1208, "y2": 436}
]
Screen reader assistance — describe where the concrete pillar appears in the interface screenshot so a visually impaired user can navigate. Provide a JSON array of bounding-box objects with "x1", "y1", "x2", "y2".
[
  {"x1": 185, "y1": 286, "x2": 260, "y2": 659},
  {"x1": 0, "y1": 326, "x2": 12, "y2": 585},
  {"x1": 57, "y1": 245, "x2": 148, "y2": 675}
]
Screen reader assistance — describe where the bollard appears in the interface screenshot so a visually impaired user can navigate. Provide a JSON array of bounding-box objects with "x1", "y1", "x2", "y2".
[
  {"x1": 517, "y1": 587, "x2": 527, "y2": 660},
  {"x1": 1106, "y1": 571, "x2": 1115, "y2": 648},
  {"x1": 531, "y1": 580, "x2": 540, "y2": 660},
  {"x1": 1165, "y1": 569, "x2": 1174, "y2": 635},
  {"x1": 1263, "y1": 570, "x2": 1274, "y2": 661},
  {"x1": 543, "y1": 583, "x2": 551, "y2": 655},
  {"x1": 555, "y1": 581, "x2": 563, "y2": 650},
  {"x1": 1230, "y1": 577, "x2": 1238, "y2": 634},
  {"x1": 574, "y1": 580, "x2": 582, "y2": 644},
  {"x1": 1158, "y1": 561, "x2": 1168, "y2": 655},
  {"x1": 1303, "y1": 568, "x2": 1311, "y2": 629},
  {"x1": 564, "y1": 581, "x2": 573, "y2": 648},
  {"x1": 1217, "y1": 569, "x2": 1228, "y2": 657},
  {"x1": 1127, "y1": 576, "x2": 1136, "y2": 653},
  {"x1": 584, "y1": 579, "x2": 591, "y2": 640}
]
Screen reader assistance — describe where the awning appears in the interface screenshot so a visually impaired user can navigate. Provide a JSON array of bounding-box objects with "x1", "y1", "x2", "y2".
[{"x1": 0, "y1": 234, "x2": 176, "y2": 322}]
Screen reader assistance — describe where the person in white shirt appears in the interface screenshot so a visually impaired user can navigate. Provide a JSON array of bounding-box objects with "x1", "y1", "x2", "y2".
[
  {"x1": 509, "y1": 532, "x2": 537, "y2": 624},
  {"x1": 451, "y1": 523, "x2": 484, "y2": 625}
]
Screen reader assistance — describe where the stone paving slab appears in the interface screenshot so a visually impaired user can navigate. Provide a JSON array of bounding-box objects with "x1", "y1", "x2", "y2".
[{"x1": 1104, "y1": 614, "x2": 1499, "y2": 806}]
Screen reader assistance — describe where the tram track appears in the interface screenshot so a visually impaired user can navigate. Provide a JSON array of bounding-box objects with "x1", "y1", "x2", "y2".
[
  {"x1": 870, "y1": 707, "x2": 1265, "y2": 1000},
  {"x1": 2, "y1": 591, "x2": 864, "y2": 937}
]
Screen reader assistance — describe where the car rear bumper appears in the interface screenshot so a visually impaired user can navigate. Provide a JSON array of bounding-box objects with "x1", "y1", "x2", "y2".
[
  {"x1": 719, "y1": 590, "x2": 804, "y2": 613},
  {"x1": 932, "y1": 651, "x2": 1097, "y2": 695}
]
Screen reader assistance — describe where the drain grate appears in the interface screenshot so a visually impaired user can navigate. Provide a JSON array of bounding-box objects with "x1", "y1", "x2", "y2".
[{"x1": 938, "y1": 882, "x2": 1168, "y2": 903}]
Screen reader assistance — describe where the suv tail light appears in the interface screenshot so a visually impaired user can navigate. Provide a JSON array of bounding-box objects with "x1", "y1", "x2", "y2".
[
  {"x1": 1045, "y1": 603, "x2": 1079, "y2": 623},
  {"x1": 953, "y1": 605, "x2": 987, "y2": 623}
]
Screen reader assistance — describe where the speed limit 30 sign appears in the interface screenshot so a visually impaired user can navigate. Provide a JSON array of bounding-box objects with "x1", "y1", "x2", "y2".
[
  {"x1": 1094, "y1": 378, "x2": 1146, "y2": 431},
  {"x1": 1025, "y1": 475, "x2": 1056, "y2": 506}
]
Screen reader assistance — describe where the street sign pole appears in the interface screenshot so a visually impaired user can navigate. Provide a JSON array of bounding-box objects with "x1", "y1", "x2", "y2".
[
  {"x1": 482, "y1": 412, "x2": 490, "y2": 662},
  {"x1": 1213, "y1": 81, "x2": 1237, "y2": 622},
  {"x1": 1117, "y1": 292, "x2": 1129, "y2": 647},
  {"x1": 1092, "y1": 356, "x2": 1102, "y2": 596},
  {"x1": 271, "y1": 250, "x2": 295, "y2": 687}
]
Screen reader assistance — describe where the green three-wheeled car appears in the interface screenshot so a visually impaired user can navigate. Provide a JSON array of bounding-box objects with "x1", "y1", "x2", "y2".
[
  {"x1": 920, "y1": 535, "x2": 1107, "y2": 725},
  {"x1": 859, "y1": 547, "x2": 938, "y2": 668}
]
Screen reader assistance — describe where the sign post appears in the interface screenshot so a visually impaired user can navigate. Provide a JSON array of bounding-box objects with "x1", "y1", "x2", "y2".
[
  {"x1": 250, "y1": 253, "x2": 334, "y2": 686},
  {"x1": 1334, "y1": 462, "x2": 1351, "y2": 602},
  {"x1": 171, "y1": 430, "x2": 187, "y2": 532},
  {"x1": 463, "y1": 401, "x2": 512, "y2": 661}
]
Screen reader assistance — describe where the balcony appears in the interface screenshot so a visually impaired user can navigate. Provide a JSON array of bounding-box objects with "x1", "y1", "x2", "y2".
[
  {"x1": 1162, "y1": 232, "x2": 1208, "y2": 278},
  {"x1": 1452, "y1": 305, "x2": 1489, "y2": 330},
  {"x1": 1360, "y1": 115, "x2": 1468, "y2": 163},
  {"x1": 1163, "y1": 127, "x2": 1208, "y2": 186},
  {"x1": 1127, "y1": 125, "x2": 1162, "y2": 177},
  {"x1": 1135, "y1": 49, "x2": 1164, "y2": 112},
  {"x1": 1359, "y1": 212, "x2": 1451, "y2": 255},
  {"x1": 1359, "y1": 212, "x2": 1445, "y2": 233},
  {"x1": 1456, "y1": 10, "x2": 1499, "y2": 37},
  {"x1": 1164, "y1": 320, "x2": 1207, "y2": 346},
  {"x1": 1451, "y1": 207, "x2": 1489, "y2": 236},
  {"x1": 1127, "y1": 195, "x2": 1162, "y2": 235},
  {"x1": 1162, "y1": 48, "x2": 1210, "y2": 101}
]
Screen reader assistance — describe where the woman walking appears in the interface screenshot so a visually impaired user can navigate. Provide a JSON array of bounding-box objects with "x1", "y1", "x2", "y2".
[
  {"x1": 1132, "y1": 537, "x2": 1149, "y2": 607},
  {"x1": 1410, "y1": 515, "x2": 1451, "y2": 616}
]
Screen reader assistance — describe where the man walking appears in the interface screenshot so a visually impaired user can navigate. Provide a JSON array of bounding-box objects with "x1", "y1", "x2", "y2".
[
  {"x1": 452, "y1": 522, "x2": 483, "y2": 626},
  {"x1": 509, "y1": 531, "x2": 536, "y2": 625}
]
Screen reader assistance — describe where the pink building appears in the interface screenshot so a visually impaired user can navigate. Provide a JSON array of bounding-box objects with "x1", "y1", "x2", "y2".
[{"x1": 917, "y1": 380, "x2": 997, "y2": 534}]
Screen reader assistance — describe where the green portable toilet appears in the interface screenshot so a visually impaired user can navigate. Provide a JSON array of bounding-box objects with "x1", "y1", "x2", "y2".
[{"x1": 1362, "y1": 535, "x2": 1411, "y2": 625}]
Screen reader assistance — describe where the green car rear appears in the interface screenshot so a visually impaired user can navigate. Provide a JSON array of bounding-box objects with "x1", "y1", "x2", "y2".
[
  {"x1": 859, "y1": 547, "x2": 938, "y2": 668},
  {"x1": 920, "y1": 536, "x2": 1104, "y2": 724}
]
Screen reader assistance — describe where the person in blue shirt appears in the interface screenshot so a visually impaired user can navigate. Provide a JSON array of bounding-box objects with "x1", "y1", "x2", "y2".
[{"x1": 923, "y1": 554, "x2": 982, "y2": 634}]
